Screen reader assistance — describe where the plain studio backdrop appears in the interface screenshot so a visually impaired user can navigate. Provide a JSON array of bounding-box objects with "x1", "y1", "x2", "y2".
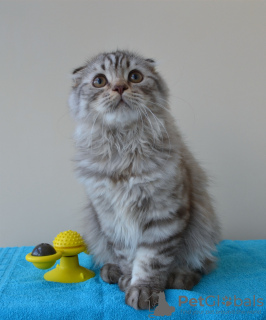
[{"x1": 0, "y1": 0, "x2": 265, "y2": 247}]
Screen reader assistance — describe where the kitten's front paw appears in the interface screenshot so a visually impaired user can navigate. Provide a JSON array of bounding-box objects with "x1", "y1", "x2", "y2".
[
  {"x1": 118, "y1": 275, "x2": 131, "y2": 292},
  {"x1": 125, "y1": 285, "x2": 159, "y2": 310},
  {"x1": 100, "y1": 263, "x2": 122, "y2": 284}
]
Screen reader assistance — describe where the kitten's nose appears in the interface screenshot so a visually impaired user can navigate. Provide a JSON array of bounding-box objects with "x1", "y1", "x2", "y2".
[{"x1": 112, "y1": 84, "x2": 128, "y2": 95}]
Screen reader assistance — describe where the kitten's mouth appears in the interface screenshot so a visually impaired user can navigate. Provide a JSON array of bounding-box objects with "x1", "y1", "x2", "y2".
[{"x1": 114, "y1": 98, "x2": 131, "y2": 109}]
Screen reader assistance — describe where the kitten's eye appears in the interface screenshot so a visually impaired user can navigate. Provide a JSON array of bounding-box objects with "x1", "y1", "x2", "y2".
[
  {"x1": 93, "y1": 75, "x2": 107, "y2": 88},
  {"x1": 128, "y1": 70, "x2": 143, "y2": 83}
]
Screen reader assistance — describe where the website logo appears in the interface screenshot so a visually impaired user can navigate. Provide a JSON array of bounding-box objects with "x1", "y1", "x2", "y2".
[
  {"x1": 148, "y1": 291, "x2": 175, "y2": 318},
  {"x1": 146, "y1": 294, "x2": 263, "y2": 318},
  {"x1": 179, "y1": 295, "x2": 264, "y2": 307}
]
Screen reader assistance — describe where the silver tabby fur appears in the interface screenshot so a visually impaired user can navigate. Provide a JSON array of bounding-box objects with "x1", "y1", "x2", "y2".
[{"x1": 69, "y1": 50, "x2": 220, "y2": 310}]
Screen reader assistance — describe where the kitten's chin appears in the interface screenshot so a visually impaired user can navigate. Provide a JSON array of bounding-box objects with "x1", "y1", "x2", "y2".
[{"x1": 104, "y1": 107, "x2": 139, "y2": 127}]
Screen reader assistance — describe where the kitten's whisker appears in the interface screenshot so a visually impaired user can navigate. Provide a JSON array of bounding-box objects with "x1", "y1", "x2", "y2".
[
  {"x1": 141, "y1": 104, "x2": 171, "y2": 159},
  {"x1": 136, "y1": 106, "x2": 145, "y2": 132},
  {"x1": 159, "y1": 95, "x2": 195, "y2": 123},
  {"x1": 82, "y1": 109, "x2": 93, "y2": 123},
  {"x1": 146, "y1": 99, "x2": 171, "y2": 114},
  {"x1": 144, "y1": 113, "x2": 163, "y2": 146},
  {"x1": 128, "y1": 96, "x2": 145, "y2": 132},
  {"x1": 132, "y1": 95, "x2": 165, "y2": 146},
  {"x1": 142, "y1": 105, "x2": 168, "y2": 139},
  {"x1": 139, "y1": 106, "x2": 156, "y2": 146},
  {"x1": 131, "y1": 92, "x2": 171, "y2": 114}
]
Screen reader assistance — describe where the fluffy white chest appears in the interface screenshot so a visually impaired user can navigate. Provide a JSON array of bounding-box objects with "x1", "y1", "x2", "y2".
[
  {"x1": 107, "y1": 207, "x2": 141, "y2": 250},
  {"x1": 85, "y1": 176, "x2": 143, "y2": 251}
]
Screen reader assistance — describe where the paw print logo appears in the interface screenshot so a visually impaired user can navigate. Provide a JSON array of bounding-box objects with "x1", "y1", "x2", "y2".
[{"x1": 222, "y1": 296, "x2": 232, "y2": 306}]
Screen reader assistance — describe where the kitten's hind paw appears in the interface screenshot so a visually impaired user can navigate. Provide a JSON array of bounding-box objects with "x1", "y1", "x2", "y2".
[
  {"x1": 100, "y1": 263, "x2": 122, "y2": 284},
  {"x1": 125, "y1": 285, "x2": 159, "y2": 310},
  {"x1": 166, "y1": 269, "x2": 202, "y2": 290}
]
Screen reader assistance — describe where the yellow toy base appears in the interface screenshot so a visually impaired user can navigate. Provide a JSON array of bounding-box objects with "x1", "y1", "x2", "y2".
[
  {"x1": 25, "y1": 252, "x2": 62, "y2": 270},
  {"x1": 44, "y1": 255, "x2": 95, "y2": 283}
]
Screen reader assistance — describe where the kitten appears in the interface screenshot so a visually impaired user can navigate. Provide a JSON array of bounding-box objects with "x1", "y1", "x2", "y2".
[{"x1": 68, "y1": 50, "x2": 220, "y2": 310}]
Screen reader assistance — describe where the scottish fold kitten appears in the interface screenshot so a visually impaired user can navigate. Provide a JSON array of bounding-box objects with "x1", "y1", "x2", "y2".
[{"x1": 69, "y1": 50, "x2": 220, "y2": 310}]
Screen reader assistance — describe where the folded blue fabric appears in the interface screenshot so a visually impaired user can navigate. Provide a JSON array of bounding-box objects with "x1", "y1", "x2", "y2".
[{"x1": 0, "y1": 240, "x2": 265, "y2": 319}]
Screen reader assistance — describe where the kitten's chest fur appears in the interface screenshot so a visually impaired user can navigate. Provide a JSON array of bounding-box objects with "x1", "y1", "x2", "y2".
[
  {"x1": 84, "y1": 156, "x2": 180, "y2": 252},
  {"x1": 85, "y1": 174, "x2": 159, "y2": 242}
]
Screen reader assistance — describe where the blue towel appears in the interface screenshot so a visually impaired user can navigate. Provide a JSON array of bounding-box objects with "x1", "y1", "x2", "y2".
[{"x1": 0, "y1": 240, "x2": 265, "y2": 319}]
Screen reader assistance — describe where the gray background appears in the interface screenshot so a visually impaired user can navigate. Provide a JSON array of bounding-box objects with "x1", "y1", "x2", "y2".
[{"x1": 1, "y1": 0, "x2": 265, "y2": 246}]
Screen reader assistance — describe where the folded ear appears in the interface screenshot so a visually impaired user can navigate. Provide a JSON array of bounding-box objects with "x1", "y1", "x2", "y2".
[
  {"x1": 145, "y1": 58, "x2": 155, "y2": 64},
  {"x1": 145, "y1": 58, "x2": 157, "y2": 70},
  {"x1": 71, "y1": 65, "x2": 86, "y2": 87}
]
